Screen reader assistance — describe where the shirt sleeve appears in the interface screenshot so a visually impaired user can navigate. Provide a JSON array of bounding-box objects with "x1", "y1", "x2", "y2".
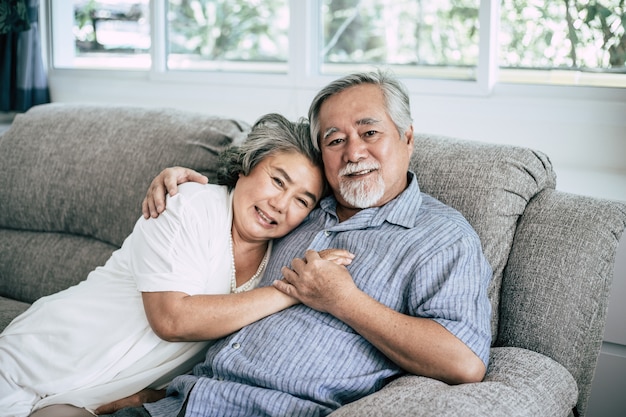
[{"x1": 408, "y1": 233, "x2": 493, "y2": 367}]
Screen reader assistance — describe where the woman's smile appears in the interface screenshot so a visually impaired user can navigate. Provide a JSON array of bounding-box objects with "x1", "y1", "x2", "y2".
[{"x1": 255, "y1": 206, "x2": 277, "y2": 227}]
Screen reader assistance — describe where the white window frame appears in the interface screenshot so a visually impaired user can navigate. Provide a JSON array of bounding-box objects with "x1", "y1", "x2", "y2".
[{"x1": 44, "y1": 0, "x2": 626, "y2": 100}]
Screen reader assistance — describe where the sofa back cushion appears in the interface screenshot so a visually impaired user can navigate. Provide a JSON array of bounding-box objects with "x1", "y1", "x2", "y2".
[
  {"x1": 0, "y1": 107, "x2": 556, "y2": 339},
  {"x1": 410, "y1": 134, "x2": 556, "y2": 340},
  {"x1": 0, "y1": 103, "x2": 249, "y2": 247}
]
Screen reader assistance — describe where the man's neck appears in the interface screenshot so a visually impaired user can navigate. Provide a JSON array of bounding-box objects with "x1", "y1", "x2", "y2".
[{"x1": 336, "y1": 205, "x2": 363, "y2": 222}]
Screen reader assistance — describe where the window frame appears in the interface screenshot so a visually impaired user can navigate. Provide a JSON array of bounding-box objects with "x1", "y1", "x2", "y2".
[{"x1": 44, "y1": 0, "x2": 626, "y2": 99}]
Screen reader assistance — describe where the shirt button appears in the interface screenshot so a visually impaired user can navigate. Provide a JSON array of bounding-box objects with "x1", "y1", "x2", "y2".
[{"x1": 231, "y1": 342, "x2": 240, "y2": 349}]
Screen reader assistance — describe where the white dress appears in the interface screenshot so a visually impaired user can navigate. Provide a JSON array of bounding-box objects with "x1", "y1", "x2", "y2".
[{"x1": 0, "y1": 183, "x2": 255, "y2": 416}]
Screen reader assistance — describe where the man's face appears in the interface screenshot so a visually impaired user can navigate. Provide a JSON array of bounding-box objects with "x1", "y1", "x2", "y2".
[{"x1": 318, "y1": 84, "x2": 414, "y2": 219}]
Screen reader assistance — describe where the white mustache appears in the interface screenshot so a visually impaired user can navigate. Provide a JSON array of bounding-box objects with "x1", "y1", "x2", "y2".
[{"x1": 339, "y1": 162, "x2": 380, "y2": 177}]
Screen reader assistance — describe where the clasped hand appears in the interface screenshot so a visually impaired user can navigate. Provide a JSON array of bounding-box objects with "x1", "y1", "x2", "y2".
[{"x1": 273, "y1": 249, "x2": 356, "y2": 313}]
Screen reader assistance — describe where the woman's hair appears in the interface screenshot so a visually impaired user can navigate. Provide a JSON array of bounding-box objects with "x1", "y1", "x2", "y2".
[
  {"x1": 308, "y1": 69, "x2": 413, "y2": 150},
  {"x1": 217, "y1": 113, "x2": 325, "y2": 192}
]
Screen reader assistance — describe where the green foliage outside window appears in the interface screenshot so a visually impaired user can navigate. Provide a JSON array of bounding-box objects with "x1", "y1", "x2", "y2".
[
  {"x1": 500, "y1": 0, "x2": 626, "y2": 71},
  {"x1": 72, "y1": 0, "x2": 625, "y2": 75},
  {"x1": 167, "y1": 0, "x2": 288, "y2": 62},
  {"x1": 322, "y1": 0, "x2": 480, "y2": 67}
]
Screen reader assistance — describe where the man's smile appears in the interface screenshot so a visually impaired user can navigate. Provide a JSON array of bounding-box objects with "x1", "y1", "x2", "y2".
[{"x1": 346, "y1": 168, "x2": 376, "y2": 177}]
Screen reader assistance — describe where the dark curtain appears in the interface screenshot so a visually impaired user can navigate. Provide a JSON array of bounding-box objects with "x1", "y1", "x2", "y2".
[{"x1": 0, "y1": 0, "x2": 50, "y2": 112}]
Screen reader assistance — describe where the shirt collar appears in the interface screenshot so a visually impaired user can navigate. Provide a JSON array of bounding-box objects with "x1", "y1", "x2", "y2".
[{"x1": 319, "y1": 172, "x2": 422, "y2": 229}]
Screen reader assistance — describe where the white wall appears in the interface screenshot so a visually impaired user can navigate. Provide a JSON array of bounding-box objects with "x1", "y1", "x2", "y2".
[{"x1": 48, "y1": 70, "x2": 626, "y2": 202}]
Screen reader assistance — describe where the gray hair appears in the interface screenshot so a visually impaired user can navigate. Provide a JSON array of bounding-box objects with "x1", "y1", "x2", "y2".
[
  {"x1": 217, "y1": 113, "x2": 324, "y2": 190},
  {"x1": 308, "y1": 69, "x2": 413, "y2": 150}
]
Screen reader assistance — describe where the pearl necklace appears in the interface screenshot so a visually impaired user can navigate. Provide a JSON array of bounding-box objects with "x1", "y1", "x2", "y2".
[{"x1": 229, "y1": 234, "x2": 271, "y2": 293}]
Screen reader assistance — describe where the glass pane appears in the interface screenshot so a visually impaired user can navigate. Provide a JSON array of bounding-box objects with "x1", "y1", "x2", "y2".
[
  {"x1": 58, "y1": 0, "x2": 151, "y2": 69},
  {"x1": 320, "y1": 0, "x2": 480, "y2": 80},
  {"x1": 499, "y1": 0, "x2": 626, "y2": 86},
  {"x1": 167, "y1": 0, "x2": 289, "y2": 72}
]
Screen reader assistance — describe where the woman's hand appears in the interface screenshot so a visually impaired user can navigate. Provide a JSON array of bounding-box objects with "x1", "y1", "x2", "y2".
[
  {"x1": 318, "y1": 248, "x2": 355, "y2": 266},
  {"x1": 142, "y1": 167, "x2": 207, "y2": 219},
  {"x1": 94, "y1": 388, "x2": 166, "y2": 415}
]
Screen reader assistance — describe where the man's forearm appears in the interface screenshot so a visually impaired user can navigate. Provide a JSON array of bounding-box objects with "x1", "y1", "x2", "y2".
[{"x1": 330, "y1": 288, "x2": 486, "y2": 384}]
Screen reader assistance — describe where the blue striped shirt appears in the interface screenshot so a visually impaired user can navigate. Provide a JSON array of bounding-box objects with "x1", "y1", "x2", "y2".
[{"x1": 145, "y1": 172, "x2": 492, "y2": 417}]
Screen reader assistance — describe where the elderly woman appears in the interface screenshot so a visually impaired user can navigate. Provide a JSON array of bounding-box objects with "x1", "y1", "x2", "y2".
[{"x1": 0, "y1": 113, "x2": 353, "y2": 417}]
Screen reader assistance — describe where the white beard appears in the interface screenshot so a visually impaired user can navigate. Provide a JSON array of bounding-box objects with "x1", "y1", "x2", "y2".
[{"x1": 338, "y1": 162, "x2": 385, "y2": 208}]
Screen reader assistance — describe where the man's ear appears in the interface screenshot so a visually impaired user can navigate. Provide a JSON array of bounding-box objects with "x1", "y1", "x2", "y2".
[
  {"x1": 403, "y1": 125, "x2": 415, "y2": 159},
  {"x1": 404, "y1": 125, "x2": 415, "y2": 148}
]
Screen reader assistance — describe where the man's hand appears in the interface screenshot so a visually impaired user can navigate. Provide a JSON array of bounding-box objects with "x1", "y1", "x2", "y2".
[
  {"x1": 274, "y1": 249, "x2": 358, "y2": 313},
  {"x1": 142, "y1": 167, "x2": 207, "y2": 219},
  {"x1": 278, "y1": 249, "x2": 487, "y2": 384},
  {"x1": 94, "y1": 388, "x2": 166, "y2": 415}
]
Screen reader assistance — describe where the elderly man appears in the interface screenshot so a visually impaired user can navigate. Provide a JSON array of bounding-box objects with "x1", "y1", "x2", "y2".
[{"x1": 104, "y1": 69, "x2": 492, "y2": 417}]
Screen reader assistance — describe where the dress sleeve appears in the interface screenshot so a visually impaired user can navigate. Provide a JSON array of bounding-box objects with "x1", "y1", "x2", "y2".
[{"x1": 127, "y1": 186, "x2": 227, "y2": 296}]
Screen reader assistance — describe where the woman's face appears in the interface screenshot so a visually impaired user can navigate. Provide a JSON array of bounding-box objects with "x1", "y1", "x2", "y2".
[{"x1": 232, "y1": 151, "x2": 324, "y2": 244}]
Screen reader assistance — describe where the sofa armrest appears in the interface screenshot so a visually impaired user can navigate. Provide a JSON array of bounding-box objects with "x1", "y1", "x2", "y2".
[
  {"x1": 330, "y1": 347, "x2": 577, "y2": 417},
  {"x1": 497, "y1": 188, "x2": 626, "y2": 416}
]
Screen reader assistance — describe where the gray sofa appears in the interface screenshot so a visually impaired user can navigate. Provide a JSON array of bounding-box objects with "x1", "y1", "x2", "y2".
[{"x1": 1, "y1": 103, "x2": 625, "y2": 417}]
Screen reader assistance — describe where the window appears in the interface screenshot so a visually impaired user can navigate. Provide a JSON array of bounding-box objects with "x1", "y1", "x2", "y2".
[
  {"x1": 53, "y1": 0, "x2": 151, "y2": 69},
  {"x1": 499, "y1": 0, "x2": 626, "y2": 87},
  {"x1": 51, "y1": 0, "x2": 625, "y2": 88},
  {"x1": 320, "y1": 0, "x2": 480, "y2": 81},
  {"x1": 166, "y1": 0, "x2": 288, "y2": 72}
]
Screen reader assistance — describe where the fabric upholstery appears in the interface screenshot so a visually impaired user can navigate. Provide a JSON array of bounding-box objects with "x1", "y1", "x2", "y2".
[
  {"x1": 0, "y1": 229, "x2": 115, "y2": 303},
  {"x1": 329, "y1": 347, "x2": 578, "y2": 417},
  {"x1": 0, "y1": 103, "x2": 249, "y2": 247},
  {"x1": 410, "y1": 133, "x2": 556, "y2": 341},
  {"x1": 0, "y1": 296, "x2": 29, "y2": 331},
  {"x1": 498, "y1": 188, "x2": 626, "y2": 416}
]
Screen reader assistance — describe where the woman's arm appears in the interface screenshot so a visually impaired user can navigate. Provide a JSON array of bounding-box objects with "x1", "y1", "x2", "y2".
[
  {"x1": 143, "y1": 248, "x2": 354, "y2": 342},
  {"x1": 95, "y1": 249, "x2": 353, "y2": 415},
  {"x1": 142, "y1": 286, "x2": 297, "y2": 342}
]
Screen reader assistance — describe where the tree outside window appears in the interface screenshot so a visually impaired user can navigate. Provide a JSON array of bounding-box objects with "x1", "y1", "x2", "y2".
[{"x1": 67, "y1": 0, "x2": 625, "y2": 86}]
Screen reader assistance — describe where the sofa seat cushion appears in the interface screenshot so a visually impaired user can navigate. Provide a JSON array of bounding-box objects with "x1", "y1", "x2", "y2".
[
  {"x1": 0, "y1": 229, "x2": 116, "y2": 305},
  {"x1": 329, "y1": 347, "x2": 577, "y2": 417},
  {"x1": 0, "y1": 296, "x2": 30, "y2": 331}
]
